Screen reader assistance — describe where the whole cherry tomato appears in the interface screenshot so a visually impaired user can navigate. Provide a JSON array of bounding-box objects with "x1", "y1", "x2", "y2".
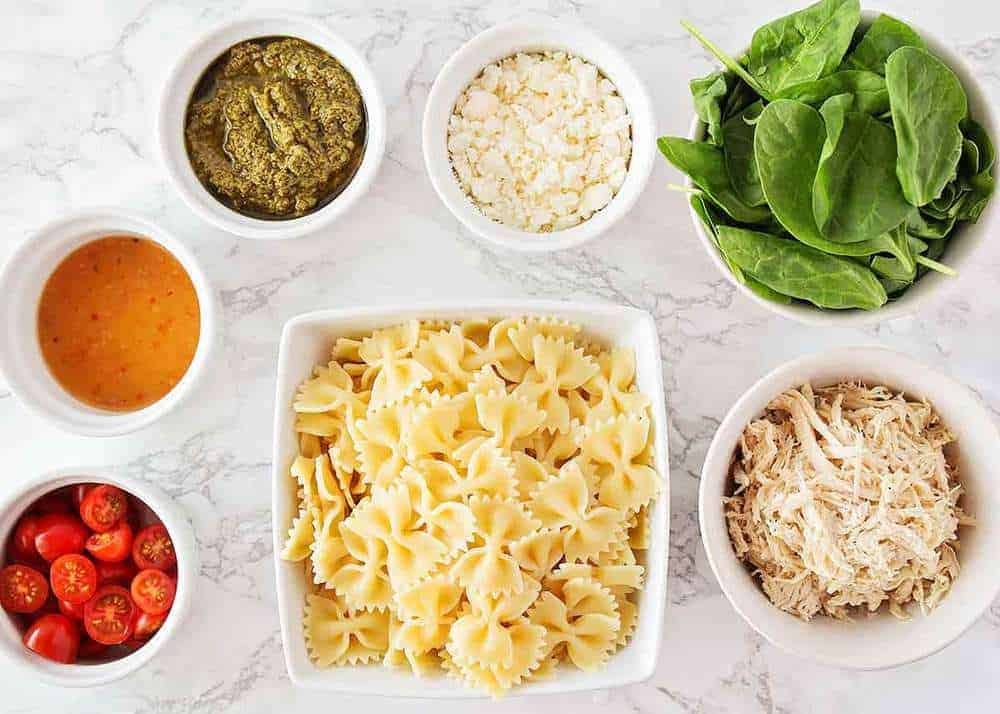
[
  {"x1": 58, "y1": 598, "x2": 86, "y2": 620},
  {"x1": 10, "y1": 515, "x2": 40, "y2": 562},
  {"x1": 33, "y1": 491, "x2": 72, "y2": 515},
  {"x1": 95, "y1": 559, "x2": 137, "y2": 586},
  {"x1": 34, "y1": 513, "x2": 88, "y2": 562},
  {"x1": 70, "y1": 484, "x2": 94, "y2": 509},
  {"x1": 133, "y1": 611, "x2": 167, "y2": 639},
  {"x1": 23, "y1": 613, "x2": 80, "y2": 664}
]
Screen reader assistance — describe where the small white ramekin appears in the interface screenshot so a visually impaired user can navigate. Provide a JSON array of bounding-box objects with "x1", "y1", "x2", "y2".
[
  {"x1": 0, "y1": 469, "x2": 197, "y2": 687},
  {"x1": 699, "y1": 346, "x2": 1000, "y2": 670},
  {"x1": 684, "y1": 11, "x2": 998, "y2": 326},
  {"x1": 157, "y1": 13, "x2": 386, "y2": 240},
  {"x1": 422, "y1": 20, "x2": 656, "y2": 253},
  {"x1": 0, "y1": 209, "x2": 216, "y2": 436}
]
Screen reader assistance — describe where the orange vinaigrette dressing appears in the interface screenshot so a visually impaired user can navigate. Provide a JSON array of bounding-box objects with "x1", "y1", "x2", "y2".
[{"x1": 37, "y1": 235, "x2": 201, "y2": 411}]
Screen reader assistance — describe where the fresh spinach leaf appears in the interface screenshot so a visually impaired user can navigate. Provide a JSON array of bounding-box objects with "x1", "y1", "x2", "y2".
[
  {"x1": 754, "y1": 99, "x2": 901, "y2": 256},
  {"x1": 844, "y1": 13, "x2": 926, "y2": 74},
  {"x1": 690, "y1": 71, "x2": 729, "y2": 145},
  {"x1": 776, "y1": 70, "x2": 889, "y2": 115},
  {"x1": 870, "y1": 224, "x2": 916, "y2": 282},
  {"x1": 886, "y1": 47, "x2": 968, "y2": 206},
  {"x1": 717, "y1": 225, "x2": 887, "y2": 309},
  {"x1": 723, "y1": 100, "x2": 766, "y2": 207},
  {"x1": 907, "y1": 209, "x2": 956, "y2": 239},
  {"x1": 956, "y1": 172, "x2": 995, "y2": 222},
  {"x1": 681, "y1": 21, "x2": 771, "y2": 99},
  {"x1": 745, "y1": 0, "x2": 860, "y2": 96},
  {"x1": 658, "y1": 137, "x2": 772, "y2": 224},
  {"x1": 812, "y1": 97, "x2": 913, "y2": 243},
  {"x1": 723, "y1": 76, "x2": 759, "y2": 120},
  {"x1": 962, "y1": 118, "x2": 995, "y2": 173},
  {"x1": 690, "y1": 196, "x2": 792, "y2": 304}
]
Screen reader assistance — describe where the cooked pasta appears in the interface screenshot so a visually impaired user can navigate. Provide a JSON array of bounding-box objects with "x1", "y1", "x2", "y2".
[{"x1": 281, "y1": 317, "x2": 661, "y2": 696}]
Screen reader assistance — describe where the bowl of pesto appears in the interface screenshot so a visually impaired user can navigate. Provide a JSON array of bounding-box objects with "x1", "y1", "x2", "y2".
[
  {"x1": 660, "y1": 5, "x2": 997, "y2": 326},
  {"x1": 158, "y1": 14, "x2": 386, "y2": 239}
]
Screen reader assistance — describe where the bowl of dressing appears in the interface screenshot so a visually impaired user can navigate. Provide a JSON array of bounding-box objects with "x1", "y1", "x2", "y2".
[
  {"x1": 157, "y1": 13, "x2": 386, "y2": 240},
  {"x1": 0, "y1": 209, "x2": 216, "y2": 436}
]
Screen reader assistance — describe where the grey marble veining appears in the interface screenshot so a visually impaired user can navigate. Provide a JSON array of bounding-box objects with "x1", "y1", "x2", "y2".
[{"x1": 1, "y1": 1, "x2": 999, "y2": 712}]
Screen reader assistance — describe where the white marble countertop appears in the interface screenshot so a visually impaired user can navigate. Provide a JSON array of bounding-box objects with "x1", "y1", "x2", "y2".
[{"x1": 2, "y1": 0, "x2": 999, "y2": 712}]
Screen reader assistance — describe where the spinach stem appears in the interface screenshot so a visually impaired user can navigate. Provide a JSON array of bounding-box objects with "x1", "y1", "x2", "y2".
[
  {"x1": 680, "y1": 20, "x2": 771, "y2": 100},
  {"x1": 667, "y1": 182, "x2": 701, "y2": 195},
  {"x1": 915, "y1": 254, "x2": 958, "y2": 276}
]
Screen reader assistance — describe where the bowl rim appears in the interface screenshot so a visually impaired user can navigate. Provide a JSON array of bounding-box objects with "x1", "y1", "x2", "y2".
[
  {"x1": 698, "y1": 345, "x2": 1000, "y2": 669},
  {"x1": 0, "y1": 208, "x2": 216, "y2": 437},
  {"x1": 0, "y1": 468, "x2": 197, "y2": 687},
  {"x1": 422, "y1": 19, "x2": 656, "y2": 253},
  {"x1": 682, "y1": 8, "x2": 999, "y2": 327},
  {"x1": 155, "y1": 12, "x2": 387, "y2": 240},
  {"x1": 270, "y1": 300, "x2": 670, "y2": 696}
]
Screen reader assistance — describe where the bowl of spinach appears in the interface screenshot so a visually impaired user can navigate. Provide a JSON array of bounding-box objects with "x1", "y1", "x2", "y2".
[{"x1": 661, "y1": 2, "x2": 996, "y2": 325}]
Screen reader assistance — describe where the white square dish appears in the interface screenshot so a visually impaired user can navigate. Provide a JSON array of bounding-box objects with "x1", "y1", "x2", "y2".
[{"x1": 271, "y1": 301, "x2": 670, "y2": 697}]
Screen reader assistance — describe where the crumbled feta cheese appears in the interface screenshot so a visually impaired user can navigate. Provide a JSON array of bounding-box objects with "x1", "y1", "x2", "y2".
[{"x1": 447, "y1": 51, "x2": 632, "y2": 233}]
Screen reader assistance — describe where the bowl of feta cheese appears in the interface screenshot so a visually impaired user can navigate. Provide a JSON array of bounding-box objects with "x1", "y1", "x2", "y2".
[{"x1": 423, "y1": 20, "x2": 655, "y2": 252}]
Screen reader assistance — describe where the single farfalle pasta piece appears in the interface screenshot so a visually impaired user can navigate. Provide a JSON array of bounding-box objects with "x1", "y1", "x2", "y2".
[
  {"x1": 304, "y1": 593, "x2": 391, "y2": 666},
  {"x1": 287, "y1": 318, "x2": 661, "y2": 695},
  {"x1": 529, "y1": 460, "x2": 625, "y2": 562},
  {"x1": 515, "y1": 335, "x2": 599, "y2": 434},
  {"x1": 355, "y1": 402, "x2": 411, "y2": 490},
  {"x1": 578, "y1": 414, "x2": 659, "y2": 513},
  {"x1": 584, "y1": 348, "x2": 649, "y2": 424},
  {"x1": 451, "y1": 496, "x2": 540, "y2": 596},
  {"x1": 395, "y1": 576, "x2": 464, "y2": 653},
  {"x1": 475, "y1": 390, "x2": 547, "y2": 451},
  {"x1": 413, "y1": 324, "x2": 481, "y2": 395},
  {"x1": 529, "y1": 577, "x2": 620, "y2": 670},
  {"x1": 446, "y1": 580, "x2": 547, "y2": 695},
  {"x1": 345, "y1": 483, "x2": 468, "y2": 590}
]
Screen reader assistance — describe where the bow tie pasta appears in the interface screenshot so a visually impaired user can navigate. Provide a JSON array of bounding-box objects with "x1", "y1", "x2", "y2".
[{"x1": 280, "y1": 317, "x2": 661, "y2": 696}]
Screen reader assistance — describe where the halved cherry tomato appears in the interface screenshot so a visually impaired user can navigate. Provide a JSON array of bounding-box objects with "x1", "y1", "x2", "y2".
[
  {"x1": 33, "y1": 491, "x2": 72, "y2": 515},
  {"x1": 58, "y1": 598, "x2": 86, "y2": 620},
  {"x1": 85, "y1": 521, "x2": 133, "y2": 563},
  {"x1": 10, "y1": 515, "x2": 40, "y2": 562},
  {"x1": 95, "y1": 559, "x2": 137, "y2": 586},
  {"x1": 132, "y1": 524, "x2": 175, "y2": 570},
  {"x1": 78, "y1": 636, "x2": 108, "y2": 659},
  {"x1": 83, "y1": 585, "x2": 135, "y2": 645},
  {"x1": 79, "y1": 485, "x2": 128, "y2": 533},
  {"x1": 70, "y1": 484, "x2": 93, "y2": 509},
  {"x1": 23, "y1": 613, "x2": 79, "y2": 664},
  {"x1": 50, "y1": 554, "x2": 98, "y2": 605},
  {"x1": 131, "y1": 569, "x2": 175, "y2": 616},
  {"x1": 33, "y1": 512, "x2": 88, "y2": 562},
  {"x1": 0, "y1": 564, "x2": 49, "y2": 613},
  {"x1": 133, "y1": 610, "x2": 167, "y2": 639}
]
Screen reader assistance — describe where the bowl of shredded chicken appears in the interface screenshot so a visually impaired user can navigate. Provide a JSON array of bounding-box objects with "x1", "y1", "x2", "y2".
[
  {"x1": 726, "y1": 382, "x2": 973, "y2": 621},
  {"x1": 699, "y1": 347, "x2": 1000, "y2": 669}
]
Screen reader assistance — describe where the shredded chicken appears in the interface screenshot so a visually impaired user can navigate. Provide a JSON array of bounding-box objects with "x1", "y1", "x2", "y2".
[{"x1": 725, "y1": 383, "x2": 974, "y2": 621}]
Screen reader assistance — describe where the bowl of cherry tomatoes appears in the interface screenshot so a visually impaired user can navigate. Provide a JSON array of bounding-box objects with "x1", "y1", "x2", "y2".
[{"x1": 0, "y1": 469, "x2": 196, "y2": 686}]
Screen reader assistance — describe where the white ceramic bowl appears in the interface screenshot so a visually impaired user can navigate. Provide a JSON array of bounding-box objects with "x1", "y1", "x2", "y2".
[
  {"x1": 0, "y1": 469, "x2": 198, "y2": 687},
  {"x1": 423, "y1": 21, "x2": 656, "y2": 253},
  {"x1": 157, "y1": 14, "x2": 386, "y2": 240},
  {"x1": 0, "y1": 210, "x2": 216, "y2": 437},
  {"x1": 271, "y1": 301, "x2": 669, "y2": 696},
  {"x1": 684, "y1": 10, "x2": 998, "y2": 326},
  {"x1": 699, "y1": 346, "x2": 1000, "y2": 669}
]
